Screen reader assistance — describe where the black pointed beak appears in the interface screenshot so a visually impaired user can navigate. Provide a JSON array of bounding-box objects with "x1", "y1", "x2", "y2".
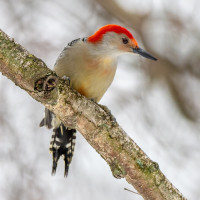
[{"x1": 132, "y1": 47, "x2": 157, "y2": 61}]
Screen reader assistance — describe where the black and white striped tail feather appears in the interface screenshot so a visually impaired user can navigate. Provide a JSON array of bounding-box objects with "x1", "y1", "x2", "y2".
[
  {"x1": 49, "y1": 125, "x2": 76, "y2": 177},
  {"x1": 40, "y1": 109, "x2": 76, "y2": 177}
]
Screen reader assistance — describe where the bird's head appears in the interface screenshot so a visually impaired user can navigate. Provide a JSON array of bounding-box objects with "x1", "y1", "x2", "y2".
[{"x1": 88, "y1": 24, "x2": 157, "y2": 61}]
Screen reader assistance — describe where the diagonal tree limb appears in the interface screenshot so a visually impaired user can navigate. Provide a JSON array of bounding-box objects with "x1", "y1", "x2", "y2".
[{"x1": 0, "y1": 29, "x2": 186, "y2": 200}]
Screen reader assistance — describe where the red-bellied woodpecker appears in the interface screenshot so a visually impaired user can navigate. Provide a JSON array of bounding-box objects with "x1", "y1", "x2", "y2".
[{"x1": 40, "y1": 24, "x2": 157, "y2": 177}]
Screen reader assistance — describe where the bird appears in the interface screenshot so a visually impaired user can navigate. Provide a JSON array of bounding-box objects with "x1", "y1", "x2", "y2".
[{"x1": 40, "y1": 24, "x2": 157, "y2": 177}]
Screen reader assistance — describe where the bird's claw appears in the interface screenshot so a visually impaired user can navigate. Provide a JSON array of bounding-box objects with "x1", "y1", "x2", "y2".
[
  {"x1": 62, "y1": 75, "x2": 70, "y2": 86},
  {"x1": 100, "y1": 104, "x2": 116, "y2": 122}
]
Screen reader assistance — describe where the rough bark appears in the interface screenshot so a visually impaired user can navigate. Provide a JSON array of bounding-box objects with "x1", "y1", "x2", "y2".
[{"x1": 0, "y1": 29, "x2": 186, "y2": 200}]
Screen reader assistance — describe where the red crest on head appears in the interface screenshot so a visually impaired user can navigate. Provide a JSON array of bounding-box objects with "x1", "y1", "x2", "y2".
[{"x1": 88, "y1": 24, "x2": 137, "y2": 46}]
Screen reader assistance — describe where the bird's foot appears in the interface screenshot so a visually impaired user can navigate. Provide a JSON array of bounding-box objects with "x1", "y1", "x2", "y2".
[
  {"x1": 62, "y1": 75, "x2": 70, "y2": 86},
  {"x1": 99, "y1": 104, "x2": 116, "y2": 122}
]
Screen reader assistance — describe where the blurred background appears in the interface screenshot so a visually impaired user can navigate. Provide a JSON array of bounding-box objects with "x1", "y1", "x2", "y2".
[{"x1": 0, "y1": 0, "x2": 200, "y2": 199}]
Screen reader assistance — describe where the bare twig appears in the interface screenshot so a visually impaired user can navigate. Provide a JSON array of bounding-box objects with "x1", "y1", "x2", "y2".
[{"x1": 124, "y1": 188, "x2": 140, "y2": 196}]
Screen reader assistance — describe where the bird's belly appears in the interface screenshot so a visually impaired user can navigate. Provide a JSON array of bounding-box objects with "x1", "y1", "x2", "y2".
[
  {"x1": 72, "y1": 66, "x2": 116, "y2": 102},
  {"x1": 54, "y1": 50, "x2": 117, "y2": 102}
]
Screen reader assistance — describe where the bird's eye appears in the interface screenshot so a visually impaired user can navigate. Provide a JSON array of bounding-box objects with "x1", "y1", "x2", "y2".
[{"x1": 122, "y1": 38, "x2": 128, "y2": 44}]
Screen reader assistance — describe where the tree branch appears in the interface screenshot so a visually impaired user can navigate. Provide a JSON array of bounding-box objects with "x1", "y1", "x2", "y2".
[{"x1": 0, "y1": 29, "x2": 186, "y2": 200}]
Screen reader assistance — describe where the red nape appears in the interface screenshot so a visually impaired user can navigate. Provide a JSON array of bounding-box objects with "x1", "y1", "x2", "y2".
[{"x1": 88, "y1": 24, "x2": 134, "y2": 43}]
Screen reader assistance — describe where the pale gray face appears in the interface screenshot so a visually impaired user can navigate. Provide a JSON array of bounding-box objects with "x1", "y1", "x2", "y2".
[
  {"x1": 88, "y1": 31, "x2": 157, "y2": 60},
  {"x1": 87, "y1": 32, "x2": 135, "y2": 57},
  {"x1": 100, "y1": 32, "x2": 137, "y2": 55}
]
